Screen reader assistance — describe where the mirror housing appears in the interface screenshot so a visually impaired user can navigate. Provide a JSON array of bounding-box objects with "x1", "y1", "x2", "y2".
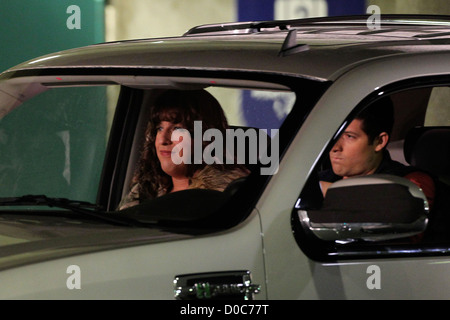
[{"x1": 299, "y1": 174, "x2": 429, "y2": 242}]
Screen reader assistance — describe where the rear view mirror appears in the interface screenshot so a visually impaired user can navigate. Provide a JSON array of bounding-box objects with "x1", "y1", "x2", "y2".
[{"x1": 298, "y1": 174, "x2": 429, "y2": 242}]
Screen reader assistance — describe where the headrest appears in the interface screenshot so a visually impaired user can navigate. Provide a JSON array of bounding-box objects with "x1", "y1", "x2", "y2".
[{"x1": 404, "y1": 126, "x2": 450, "y2": 179}]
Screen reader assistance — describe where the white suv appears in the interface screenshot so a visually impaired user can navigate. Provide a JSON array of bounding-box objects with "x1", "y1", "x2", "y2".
[{"x1": 0, "y1": 15, "x2": 449, "y2": 300}]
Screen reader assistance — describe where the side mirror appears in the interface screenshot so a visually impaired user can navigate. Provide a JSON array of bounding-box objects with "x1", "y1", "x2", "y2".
[{"x1": 298, "y1": 174, "x2": 429, "y2": 242}]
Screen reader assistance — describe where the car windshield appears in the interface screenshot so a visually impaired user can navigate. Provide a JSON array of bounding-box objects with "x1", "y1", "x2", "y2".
[
  {"x1": 0, "y1": 74, "x2": 326, "y2": 229},
  {"x1": 0, "y1": 85, "x2": 114, "y2": 203}
]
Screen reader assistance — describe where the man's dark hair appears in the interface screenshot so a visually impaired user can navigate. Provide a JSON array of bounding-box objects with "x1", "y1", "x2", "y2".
[{"x1": 356, "y1": 96, "x2": 394, "y2": 145}]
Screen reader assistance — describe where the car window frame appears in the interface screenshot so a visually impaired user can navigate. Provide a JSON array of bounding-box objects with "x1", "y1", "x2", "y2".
[
  {"x1": 292, "y1": 75, "x2": 450, "y2": 262},
  {"x1": 98, "y1": 70, "x2": 330, "y2": 232}
]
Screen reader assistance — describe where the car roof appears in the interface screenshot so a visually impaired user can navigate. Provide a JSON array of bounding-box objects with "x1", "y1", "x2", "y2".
[{"x1": 3, "y1": 15, "x2": 450, "y2": 82}]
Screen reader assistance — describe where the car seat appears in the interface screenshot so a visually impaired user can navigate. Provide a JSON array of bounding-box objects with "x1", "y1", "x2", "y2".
[
  {"x1": 404, "y1": 126, "x2": 450, "y2": 186},
  {"x1": 403, "y1": 126, "x2": 450, "y2": 241}
]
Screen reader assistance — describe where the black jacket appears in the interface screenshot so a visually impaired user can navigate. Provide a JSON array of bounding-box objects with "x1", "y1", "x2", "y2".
[{"x1": 319, "y1": 150, "x2": 418, "y2": 182}]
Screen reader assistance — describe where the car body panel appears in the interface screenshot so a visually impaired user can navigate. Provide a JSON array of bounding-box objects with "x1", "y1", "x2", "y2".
[
  {"x1": 0, "y1": 214, "x2": 191, "y2": 272},
  {"x1": 255, "y1": 51, "x2": 450, "y2": 299},
  {"x1": 0, "y1": 210, "x2": 265, "y2": 299}
]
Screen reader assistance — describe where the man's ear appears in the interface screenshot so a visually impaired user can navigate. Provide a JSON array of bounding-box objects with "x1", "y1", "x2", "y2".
[{"x1": 374, "y1": 132, "x2": 389, "y2": 151}]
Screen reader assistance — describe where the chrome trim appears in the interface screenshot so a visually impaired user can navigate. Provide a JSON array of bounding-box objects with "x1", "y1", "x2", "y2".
[{"x1": 174, "y1": 270, "x2": 260, "y2": 300}]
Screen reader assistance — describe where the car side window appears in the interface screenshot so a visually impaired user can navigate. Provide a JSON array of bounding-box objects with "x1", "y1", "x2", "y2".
[
  {"x1": 293, "y1": 83, "x2": 450, "y2": 261},
  {"x1": 114, "y1": 85, "x2": 298, "y2": 229}
]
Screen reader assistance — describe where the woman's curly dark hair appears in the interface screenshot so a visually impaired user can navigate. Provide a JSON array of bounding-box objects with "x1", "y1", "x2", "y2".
[{"x1": 132, "y1": 89, "x2": 230, "y2": 199}]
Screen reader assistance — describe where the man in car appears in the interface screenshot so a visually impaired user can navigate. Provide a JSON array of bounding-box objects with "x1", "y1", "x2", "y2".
[{"x1": 319, "y1": 96, "x2": 435, "y2": 207}]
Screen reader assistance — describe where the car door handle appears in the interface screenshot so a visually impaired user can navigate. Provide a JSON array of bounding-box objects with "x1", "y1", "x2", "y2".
[{"x1": 174, "y1": 270, "x2": 260, "y2": 300}]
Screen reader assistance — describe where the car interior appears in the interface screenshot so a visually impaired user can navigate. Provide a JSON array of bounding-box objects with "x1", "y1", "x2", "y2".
[
  {"x1": 389, "y1": 86, "x2": 450, "y2": 243},
  {"x1": 111, "y1": 83, "x2": 296, "y2": 231}
]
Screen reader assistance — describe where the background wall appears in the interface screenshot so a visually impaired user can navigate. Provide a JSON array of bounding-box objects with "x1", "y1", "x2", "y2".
[
  {"x1": 0, "y1": 0, "x2": 104, "y2": 72},
  {"x1": 106, "y1": 0, "x2": 235, "y2": 41},
  {"x1": 105, "y1": 0, "x2": 368, "y2": 42},
  {"x1": 368, "y1": 0, "x2": 450, "y2": 15}
]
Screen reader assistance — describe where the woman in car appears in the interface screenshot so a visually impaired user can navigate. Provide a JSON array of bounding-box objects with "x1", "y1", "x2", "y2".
[{"x1": 118, "y1": 89, "x2": 249, "y2": 210}]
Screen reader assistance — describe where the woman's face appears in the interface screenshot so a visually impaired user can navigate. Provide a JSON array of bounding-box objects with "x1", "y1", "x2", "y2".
[{"x1": 154, "y1": 120, "x2": 190, "y2": 178}]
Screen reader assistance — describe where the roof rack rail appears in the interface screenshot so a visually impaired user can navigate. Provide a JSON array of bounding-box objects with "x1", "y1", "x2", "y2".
[{"x1": 183, "y1": 14, "x2": 450, "y2": 36}]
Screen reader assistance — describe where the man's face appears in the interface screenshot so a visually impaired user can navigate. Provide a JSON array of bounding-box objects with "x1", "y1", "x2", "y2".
[{"x1": 329, "y1": 119, "x2": 386, "y2": 179}]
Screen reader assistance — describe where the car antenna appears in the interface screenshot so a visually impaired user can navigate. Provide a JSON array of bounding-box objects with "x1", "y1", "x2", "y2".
[{"x1": 278, "y1": 29, "x2": 310, "y2": 57}]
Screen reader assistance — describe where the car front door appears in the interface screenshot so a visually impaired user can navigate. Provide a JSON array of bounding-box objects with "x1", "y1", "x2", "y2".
[{"x1": 259, "y1": 65, "x2": 450, "y2": 299}]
